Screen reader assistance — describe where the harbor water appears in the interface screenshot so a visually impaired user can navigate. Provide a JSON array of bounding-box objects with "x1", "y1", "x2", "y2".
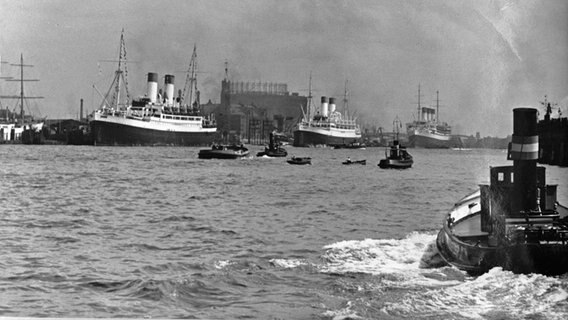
[{"x1": 1, "y1": 145, "x2": 567, "y2": 319}]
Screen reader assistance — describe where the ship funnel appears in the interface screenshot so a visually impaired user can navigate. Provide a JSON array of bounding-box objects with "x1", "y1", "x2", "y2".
[
  {"x1": 147, "y1": 72, "x2": 158, "y2": 103},
  {"x1": 329, "y1": 97, "x2": 336, "y2": 114},
  {"x1": 321, "y1": 96, "x2": 329, "y2": 117},
  {"x1": 508, "y1": 108, "x2": 539, "y2": 213},
  {"x1": 164, "y1": 74, "x2": 175, "y2": 105}
]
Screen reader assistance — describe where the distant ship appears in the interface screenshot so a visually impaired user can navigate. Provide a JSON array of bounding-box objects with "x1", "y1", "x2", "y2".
[
  {"x1": 293, "y1": 77, "x2": 361, "y2": 147},
  {"x1": 0, "y1": 54, "x2": 45, "y2": 144},
  {"x1": 406, "y1": 86, "x2": 451, "y2": 148},
  {"x1": 91, "y1": 30, "x2": 217, "y2": 146}
]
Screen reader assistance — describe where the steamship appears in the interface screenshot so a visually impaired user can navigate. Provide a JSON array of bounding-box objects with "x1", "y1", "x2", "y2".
[
  {"x1": 91, "y1": 31, "x2": 217, "y2": 146},
  {"x1": 406, "y1": 86, "x2": 451, "y2": 148},
  {"x1": 293, "y1": 79, "x2": 361, "y2": 147}
]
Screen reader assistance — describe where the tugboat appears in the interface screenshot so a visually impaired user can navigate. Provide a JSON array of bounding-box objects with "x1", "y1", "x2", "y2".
[
  {"x1": 436, "y1": 108, "x2": 568, "y2": 276},
  {"x1": 287, "y1": 156, "x2": 311, "y2": 165},
  {"x1": 378, "y1": 117, "x2": 413, "y2": 169},
  {"x1": 256, "y1": 131, "x2": 287, "y2": 157},
  {"x1": 198, "y1": 144, "x2": 249, "y2": 159}
]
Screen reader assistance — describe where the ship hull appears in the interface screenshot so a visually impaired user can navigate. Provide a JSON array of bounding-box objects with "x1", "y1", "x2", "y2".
[
  {"x1": 408, "y1": 131, "x2": 450, "y2": 148},
  {"x1": 293, "y1": 128, "x2": 361, "y2": 147},
  {"x1": 91, "y1": 120, "x2": 216, "y2": 146},
  {"x1": 436, "y1": 191, "x2": 568, "y2": 276},
  {"x1": 437, "y1": 221, "x2": 568, "y2": 275}
]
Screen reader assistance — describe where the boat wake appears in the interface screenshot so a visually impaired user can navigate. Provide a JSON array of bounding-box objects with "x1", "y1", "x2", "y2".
[
  {"x1": 316, "y1": 232, "x2": 568, "y2": 320},
  {"x1": 210, "y1": 232, "x2": 568, "y2": 319},
  {"x1": 382, "y1": 267, "x2": 568, "y2": 320},
  {"x1": 319, "y1": 232, "x2": 464, "y2": 287}
]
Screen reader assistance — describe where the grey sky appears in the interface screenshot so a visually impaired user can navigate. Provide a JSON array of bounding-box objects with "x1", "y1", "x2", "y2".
[{"x1": 1, "y1": 0, "x2": 566, "y2": 137}]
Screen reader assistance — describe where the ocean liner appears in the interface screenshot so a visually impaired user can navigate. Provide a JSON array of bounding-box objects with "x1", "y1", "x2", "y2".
[
  {"x1": 406, "y1": 86, "x2": 451, "y2": 148},
  {"x1": 91, "y1": 31, "x2": 217, "y2": 146},
  {"x1": 293, "y1": 78, "x2": 361, "y2": 147}
]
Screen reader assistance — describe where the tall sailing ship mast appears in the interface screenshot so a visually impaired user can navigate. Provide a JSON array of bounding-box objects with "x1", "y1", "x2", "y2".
[{"x1": 0, "y1": 54, "x2": 43, "y2": 126}]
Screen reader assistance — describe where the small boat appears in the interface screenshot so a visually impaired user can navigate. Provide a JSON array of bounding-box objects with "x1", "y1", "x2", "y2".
[
  {"x1": 436, "y1": 108, "x2": 568, "y2": 276},
  {"x1": 287, "y1": 156, "x2": 311, "y2": 165},
  {"x1": 256, "y1": 131, "x2": 288, "y2": 157},
  {"x1": 198, "y1": 144, "x2": 249, "y2": 159},
  {"x1": 378, "y1": 117, "x2": 413, "y2": 169},
  {"x1": 342, "y1": 159, "x2": 366, "y2": 165}
]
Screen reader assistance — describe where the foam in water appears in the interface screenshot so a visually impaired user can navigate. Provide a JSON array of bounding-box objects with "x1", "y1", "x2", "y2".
[
  {"x1": 269, "y1": 258, "x2": 308, "y2": 269},
  {"x1": 381, "y1": 265, "x2": 568, "y2": 319},
  {"x1": 322, "y1": 300, "x2": 362, "y2": 320},
  {"x1": 214, "y1": 260, "x2": 235, "y2": 269},
  {"x1": 319, "y1": 232, "x2": 462, "y2": 287},
  {"x1": 320, "y1": 233, "x2": 568, "y2": 319}
]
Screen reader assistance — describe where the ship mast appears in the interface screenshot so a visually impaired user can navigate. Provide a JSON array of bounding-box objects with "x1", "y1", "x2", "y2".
[
  {"x1": 435, "y1": 90, "x2": 439, "y2": 123},
  {"x1": 182, "y1": 44, "x2": 198, "y2": 111},
  {"x1": 100, "y1": 29, "x2": 130, "y2": 110},
  {"x1": 300, "y1": 72, "x2": 313, "y2": 123},
  {"x1": 307, "y1": 72, "x2": 313, "y2": 120},
  {"x1": 343, "y1": 79, "x2": 349, "y2": 119},
  {"x1": 417, "y1": 84, "x2": 422, "y2": 122},
  {"x1": 1, "y1": 54, "x2": 43, "y2": 126}
]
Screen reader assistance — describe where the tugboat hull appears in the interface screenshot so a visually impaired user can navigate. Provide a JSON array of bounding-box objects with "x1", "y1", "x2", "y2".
[
  {"x1": 378, "y1": 159, "x2": 413, "y2": 169},
  {"x1": 256, "y1": 148, "x2": 287, "y2": 157},
  {"x1": 436, "y1": 187, "x2": 568, "y2": 276},
  {"x1": 437, "y1": 220, "x2": 568, "y2": 275}
]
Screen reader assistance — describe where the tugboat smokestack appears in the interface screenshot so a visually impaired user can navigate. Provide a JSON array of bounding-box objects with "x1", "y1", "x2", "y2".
[
  {"x1": 509, "y1": 108, "x2": 539, "y2": 213},
  {"x1": 147, "y1": 72, "x2": 158, "y2": 103}
]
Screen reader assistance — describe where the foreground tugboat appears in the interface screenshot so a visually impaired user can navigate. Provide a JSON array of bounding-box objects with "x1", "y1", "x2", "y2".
[{"x1": 436, "y1": 108, "x2": 568, "y2": 276}]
